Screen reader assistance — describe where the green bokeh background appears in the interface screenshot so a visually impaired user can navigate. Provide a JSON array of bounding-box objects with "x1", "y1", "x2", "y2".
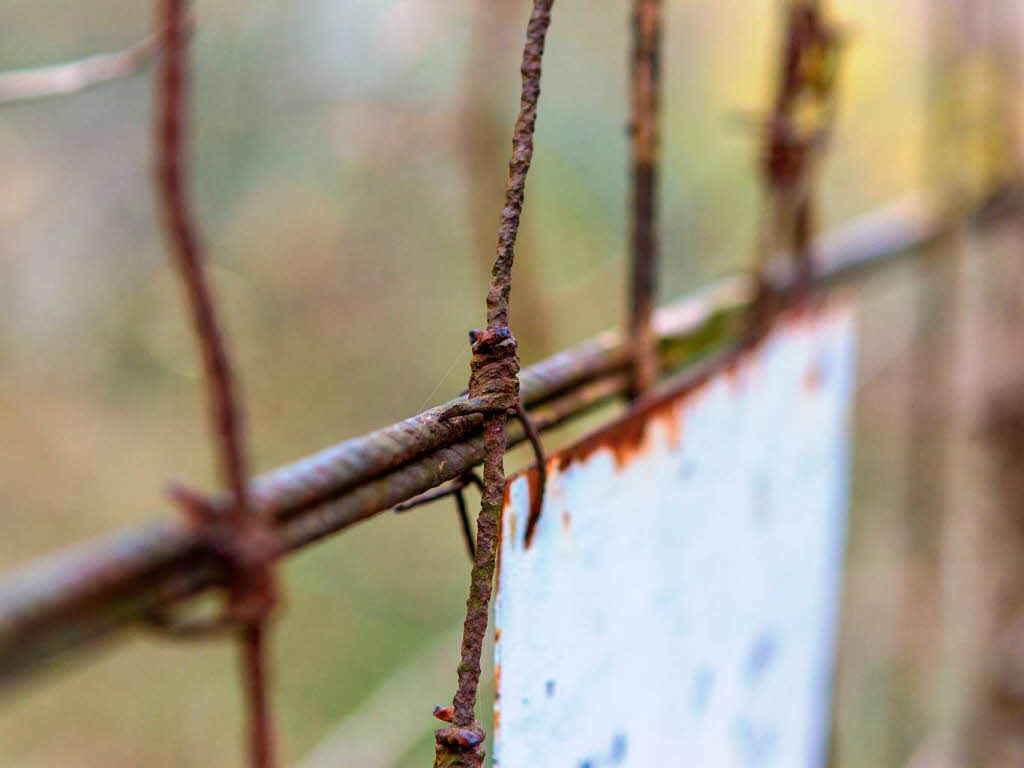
[{"x1": 0, "y1": 1, "x2": 970, "y2": 765}]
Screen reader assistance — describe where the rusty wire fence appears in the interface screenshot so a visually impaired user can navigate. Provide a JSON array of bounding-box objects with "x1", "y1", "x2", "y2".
[{"x1": 1, "y1": 0, "x2": 1023, "y2": 766}]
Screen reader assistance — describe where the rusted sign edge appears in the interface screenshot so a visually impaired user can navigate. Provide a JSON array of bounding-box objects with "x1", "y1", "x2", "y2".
[
  {"x1": 501, "y1": 301, "x2": 843, "y2": 545},
  {"x1": 494, "y1": 298, "x2": 854, "y2": 761}
]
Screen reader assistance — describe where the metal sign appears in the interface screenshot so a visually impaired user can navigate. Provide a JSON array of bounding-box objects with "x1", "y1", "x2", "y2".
[{"x1": 494, "y1": 304, "x2": 856, "y2": 767}]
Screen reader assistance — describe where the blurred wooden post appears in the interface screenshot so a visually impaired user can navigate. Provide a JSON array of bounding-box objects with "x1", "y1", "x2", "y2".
[
  {"x1": 908, "y1": 2, "x2": 966, "y2": 574},
  {"x1": 962, "y1": 3, "x2": 1024, "y2": 766},
  {"x1": 907, "y1": 2, "x2": 1024, "y2": 766},
  {"x1": 900, "y1": 1, "x2": 971, "y2": 764}
]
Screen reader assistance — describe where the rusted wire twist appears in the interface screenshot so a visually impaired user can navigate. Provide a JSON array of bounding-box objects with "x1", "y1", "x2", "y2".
[
  {"x1": 153, "y1": 1, "x2": 281, "y2": 766},
  {"x1": 757, "y1": 0, "x2": 842, "y2": 305},
  {"x1": 628, "y1": 0, "x2": 662, "y2": 399},
  {"x1": 433, "y1": 2, "x2": 555, "y2": 765}
]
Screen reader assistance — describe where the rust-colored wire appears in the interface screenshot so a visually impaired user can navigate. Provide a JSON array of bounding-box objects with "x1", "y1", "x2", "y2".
[
  {"x1": 394, "y1": 471, "x2": 482, "y2": 560},
  {"x1": 157, "y1": 0, "x2": 248, "y2": 519},
  {"x1": 628, "y1": 0, "x2": 662, "y2": 399},
  {"x1": 517, "y1": 400, "x2": 548, "y2": 546},
  {"x1": 0, "y1": 190, "x2": 1006, "y2": 688},
  {"x1": 155, "y1": 1, "x2": 278, "y2": 766},
  {"x1": 434, "y1": 2, "x2": 555, "y2": 765},
  {"x1": 759, "y1": 0, "x2": 841, "y2": 293}
]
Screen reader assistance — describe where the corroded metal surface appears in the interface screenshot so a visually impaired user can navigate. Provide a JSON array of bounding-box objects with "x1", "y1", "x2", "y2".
[
  {"x1": 154, "y1": 0, "x2": 279, "y2": 761},
  {"x1": 436, "y1": 2, "x2": 557, "y2": 764},
  {"x1": 495, "y1": 304, "x2": 856, "y2": 767},
  {"x1": 0, "y1": 191, "x2": 989, "y2": 686}
]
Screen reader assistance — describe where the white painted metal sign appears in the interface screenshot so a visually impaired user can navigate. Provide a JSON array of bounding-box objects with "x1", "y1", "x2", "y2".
[{"x1": 495, "y1": 304, "x2": 856, "y2": 767}]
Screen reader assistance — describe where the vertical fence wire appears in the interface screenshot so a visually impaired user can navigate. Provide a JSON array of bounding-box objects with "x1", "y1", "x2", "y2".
[
  {"x1": 627, "y1": 0, "x2": 662, "y2": 399},
  {"x1": 154, "y1": 2, "x2": 280, "y2": 765},
  {"x1": 433, "y1": 2, "x2": 555, "y2": 766},
  {"x1": 156, "y1": 2, "x2": 249, "y2": 521},
  {"x1": 758, "y1": 0, "x2": 840, "y2": 303},
  {"x1": 3, "y1": 2, "x2": 1024, "y2": 764}
]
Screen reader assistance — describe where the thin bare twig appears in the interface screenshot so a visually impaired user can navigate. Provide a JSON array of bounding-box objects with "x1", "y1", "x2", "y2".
[
  {"x1": 0, "y1": 29, "x2": 173, "y2": 106},
  {"x1": 154, "y1": 1, "x2": 278, "y2": 766}
]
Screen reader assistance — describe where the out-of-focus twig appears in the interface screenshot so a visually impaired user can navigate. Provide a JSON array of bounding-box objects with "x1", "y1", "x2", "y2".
[
  {"x1": 0, "y1": 33, "x2": 159, "y2": 105},
  {"x1": 757, "y1": 0, "x2": 843, "y2": 293}
]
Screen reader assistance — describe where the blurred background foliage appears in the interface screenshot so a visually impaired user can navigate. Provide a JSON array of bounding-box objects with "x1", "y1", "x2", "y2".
[{"x1": 0, "y1": 0, "x2": 1011, "y2": 765}]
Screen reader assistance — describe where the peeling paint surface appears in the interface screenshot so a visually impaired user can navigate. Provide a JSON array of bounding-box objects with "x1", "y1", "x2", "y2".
[{"x1": 494, "y1": 304, "x2": 856, "y2": 767}]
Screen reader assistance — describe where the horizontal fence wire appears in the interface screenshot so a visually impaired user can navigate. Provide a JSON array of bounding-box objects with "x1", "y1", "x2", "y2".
[{"x1": 0, "y1": 187, "x2": 1017, "y2": 687}]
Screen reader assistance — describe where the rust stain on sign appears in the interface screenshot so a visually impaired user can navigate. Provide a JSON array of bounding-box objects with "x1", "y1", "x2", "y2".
[{"x1": 494, "y1": 302, "x2": 856, "y2": 767}]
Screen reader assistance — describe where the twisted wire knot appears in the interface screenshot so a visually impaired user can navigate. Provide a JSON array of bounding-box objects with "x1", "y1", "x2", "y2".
[
  {"x1": 468, "y1": 325, "x2": 520, "y2": 411},
  {"x1": 147, "y1": 484, "x2": 283, "y2": 635},
  {"x1": 442, "y1": 326, "x2": 520, "y2": 420},
  {"x1": 434, "y1": 725, "x2": 486, "y2": 768}
]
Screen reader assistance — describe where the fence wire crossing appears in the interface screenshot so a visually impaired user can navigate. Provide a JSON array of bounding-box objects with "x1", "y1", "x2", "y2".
[{"x1": 0, "y1": 1, "x2": 1021, "y2": 766}]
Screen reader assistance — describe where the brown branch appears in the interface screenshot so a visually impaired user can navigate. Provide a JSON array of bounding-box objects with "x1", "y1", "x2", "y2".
[{"x1": 628, "y1": 0, "x2": 662, "y2": 398}]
